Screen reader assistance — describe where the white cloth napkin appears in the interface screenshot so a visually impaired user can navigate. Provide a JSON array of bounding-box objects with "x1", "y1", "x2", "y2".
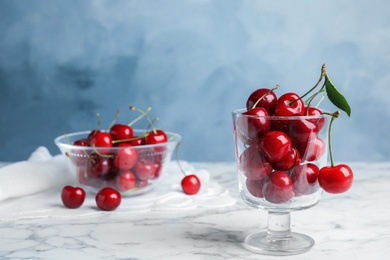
[
  {"x1": 0, "y1": 147, "x2": 236, "y2": 221},
  {"x1": 0, "y1": 146, "x2": 74, "y2": 202}
]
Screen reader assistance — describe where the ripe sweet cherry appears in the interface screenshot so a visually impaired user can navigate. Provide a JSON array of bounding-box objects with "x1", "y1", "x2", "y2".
[
  {"x1": 61, "y1": 185, "x2": 86, "y2": 209},
  {"x1": 95, "y1": 187, "x2": 122, "y2": 211}
]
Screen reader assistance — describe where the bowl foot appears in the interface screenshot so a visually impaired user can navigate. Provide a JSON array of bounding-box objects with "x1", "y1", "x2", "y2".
[{"x1": 243, "y1": 231, "x2": 314, "y2": 256}]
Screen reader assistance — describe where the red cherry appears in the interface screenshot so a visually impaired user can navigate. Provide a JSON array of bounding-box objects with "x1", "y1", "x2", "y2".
[
  {"x1": 109, "y1": 124, "x2": 134, "y2": 141},
  {"x1": 61, "y1": 185, "x2": 86, "y2": 209},
  {"x1": 238, "y1": 107, "x2": 271, "y2": 143},
  {"x1": 298, "y1": 137, "x2": 326, "y2": 162},
  {"x1": 263, "y1": 171, "x2": 294, "y2": 204},
  {"x1": 291, "y1": 163, "x2": 320, "y2": 195},
  {"x1": 113, "y1": 144, "x2": 138, "y2": 170},
  {"x1": 87, "y1": 154, "x2": 112, "y2": 178},
  {"x1": 128, "y1": 136, "x2": 146, "y2": 146},
  {"x1": 95, "y1": 187, "x2": 122, "y2": 211},
  {"x1": 239, "y1": 145, "x2": 272, "y2": 180},
  {"x1": 272, "y1": 147, "x2": 301, "y2": 171},
  {"x1": 145, "y1": 129, "x2": 168, "y2": 144},
  {"x1": 289, "y1": 118, "x2": 320, "y2": 144},
  {"x1": 259, "y1": 131, "x2": 292, "y2": 162},
  {"x1": 246, "y1": 178, "x2": 265, "y2": 198},
  {"x1": 181, "y1": 174, "x2": 201, "y2": 195},
  {"x1": 87, "y1": 129, "x2": 101, "y2": 141},
  {"x1": 304, "y1": 106, "x2": 325, "y2": 131},
  {"x1": 134, "y1": 159, "x2": 156, "y2": 181},
  {"x1": 246, "y1": 88, "x2": 278, "y2": 114},
  {"x1": 74, "y1": 138, "x2": 89, "y2": 146},
  {"x1": 72, "y1": 138, "x2": 89, "y2": 165},
  {"x1": 88, "y1": 132, "x2": 113, "y2": 154},
  {"x1": 318, "y1": 164, "x2": 353, "y2": 194},
  {"x1": 115, "y1": 170, "x2": 136, "y2": 191},
  {"x1": 274, "y1": 92, "x2": 305, "y2": 116}
]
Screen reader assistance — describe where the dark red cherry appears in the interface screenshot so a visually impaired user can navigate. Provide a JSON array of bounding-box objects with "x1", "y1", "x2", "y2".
[
  {"x1": 87, "y1": 154, "x2": 112, "y2": 178},
  {"x1": 115, "y1": 170, "x2": 136, "y2": 191},
  {"x1": 134, "y1": 159, "x2": 156, "y2": 181},
  {"x1": 238, "y1": 107, "x2": 271, "y2": 143},
  {"x1": 263, "y1": 171, "x2": 294, "y2": 204},
  {"x1": 272, "y1": 147, "x2": 301, "y2": 171},
  {"x1": 88, "y1": 132, "x2": 113, "y2": 154},
  {"x1": 274, "y1": 92, "x2": 305, "y2": 116},
  {"x1": 259, "y1": 131, "x2": 292, "y2": 162},
  {"x1": 318, "y1": 164, "x2": 353, "y2": 194},
  {"x1": 239, "y1": 145, "x2": 272, "y2": 180},
  {"x1": 304, "y1": 106, "x2": 325, "y2": 131},
  {"x1": 95, "y1": 187, "x2": 121, "y2": 211},
  {"x1": 297, "y1": 137, "x2": 326, "y2": 162},
  {"x1": 61, "y1": 185, "x2": 86, "y2": 209},
  {"x1": 181, "y1": 174, "x2": 201, "y2": 195},
  {"x1": 109, "y1": 124, "x2": 134, "y2": 141},
  {"x1": 246, "y1": 88, "x2": 278, "y2": 114},
  {"x1": 113, "y1": 144, "x2": 138, "y2": 170},
  {"x1": 289, "y1": 118, "x2": 319, "y2": 144},
  {"x1": 291, "y1": 163, "x2": 320, "y2": 195},
  {"x1": 145, "y1": 129, "x2": 168, "y2": 144},
  {"x1": 246, "y1": 178, "x2": 265, "y2": 198}
]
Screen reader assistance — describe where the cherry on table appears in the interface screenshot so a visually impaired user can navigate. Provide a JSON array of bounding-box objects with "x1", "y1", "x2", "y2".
[
  {"x1": 61, "y1": 185, "x2": 86, "y2": 209},
  {"x1": 318, "y1": 164, "x2": 353, "y2": 194},
  {"x1": 95, "y1": 187, "x2": 122, "y2": 211},
  {"x1": 181, "y1": 174, "x2": 201, "y2": 195}
]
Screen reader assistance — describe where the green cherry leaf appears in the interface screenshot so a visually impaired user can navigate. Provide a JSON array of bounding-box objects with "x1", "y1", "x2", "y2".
[{"x1": 324, "y1": 75, "x2": 351, "y2": 117}]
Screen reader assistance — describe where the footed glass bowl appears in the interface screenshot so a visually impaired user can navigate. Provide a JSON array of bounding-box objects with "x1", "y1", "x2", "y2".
[
  {"x1": 232, "y1": 108, "x2": 331, "y2": 255},
  {"x1": 55, "y1": 130, "x2": 181, "y2": 196}
]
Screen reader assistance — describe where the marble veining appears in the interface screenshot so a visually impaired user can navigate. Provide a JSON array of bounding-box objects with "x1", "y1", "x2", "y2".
[{"x1": 0, "y1": 162, "x2": 389, "y2": 259}]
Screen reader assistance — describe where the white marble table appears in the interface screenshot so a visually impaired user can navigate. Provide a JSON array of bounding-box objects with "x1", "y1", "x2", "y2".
[{"x1": 0, "y1": 161, "x2": 389, "y2": 260}]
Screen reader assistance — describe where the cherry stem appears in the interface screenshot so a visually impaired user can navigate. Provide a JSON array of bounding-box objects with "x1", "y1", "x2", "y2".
[
  {"x1": 174, "y1": 142, "x2": 187, "y2": 176},
  {"x1": 108, "y1": 109, "x2": 121, "y2": 129},
  {"x1": 304, "y1": 89, "x2": 326, "y2": 115},
  {"x1": 112, "y1": 133, "x2": 149, "y2": 144},
  {"x1": 65, "y1": 152, "x2": 79, "y2": 187},
  {"x1": 129, "y1": 106, "x2": 157, "y2": 134},
  {"x1": 147, "y1": 117, "x2": 159, "y2": 132},
  {"x1": 327, "y1": 110, "x2": 340, "y2": 167},
  {"x1": 94, "y1": 113, "x2": 101, "y2": 132},
  {"x1": 252, "y1": 84, "x2": 279, "y2": 109},
  {"x1": 128, "y1": 106, "x2": 152, "y2": 126},
  {"x1": 290, "y1": 63, "x2": 327, "y2": 106}
]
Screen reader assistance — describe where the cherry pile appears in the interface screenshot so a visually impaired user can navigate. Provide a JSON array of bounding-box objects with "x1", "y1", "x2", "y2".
[
  {"x1": 236, "y1": 64, "x2": 354, "y2": 204},
  {"x1": 60, "y1": 106, "x2": 201, "y2": 211}
]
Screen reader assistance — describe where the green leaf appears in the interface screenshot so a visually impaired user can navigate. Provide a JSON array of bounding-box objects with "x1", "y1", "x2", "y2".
[{"x1": 324, "y1": 75, "x2": 351, "y2": 117}]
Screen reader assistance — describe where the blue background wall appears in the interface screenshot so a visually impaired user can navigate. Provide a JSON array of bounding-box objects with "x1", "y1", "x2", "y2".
[{"x1": 0, "y1": 0, "x2": 388, "y2": 162}]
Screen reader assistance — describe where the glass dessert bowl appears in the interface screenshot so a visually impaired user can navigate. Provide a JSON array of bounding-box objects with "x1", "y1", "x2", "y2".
[
  {"x1": 232, "y1": 108, "x2": 331, "y2": 256},
  {"x1": 55, "y1": 129, "x2": 181, "y2": 196}
]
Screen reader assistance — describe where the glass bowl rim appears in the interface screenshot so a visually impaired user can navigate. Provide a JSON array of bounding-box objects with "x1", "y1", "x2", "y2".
[
  {"x1": 54, "y1": 129, "x2": 181, "y2": 150},
  {"x1": 232, "y1": 108, "x2": 330, "y2": 120}
]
